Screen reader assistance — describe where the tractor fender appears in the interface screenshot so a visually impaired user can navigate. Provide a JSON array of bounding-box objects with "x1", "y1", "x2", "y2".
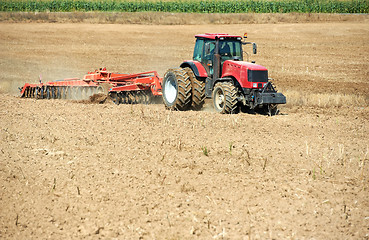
[
  {"x1": 207, "y1": 77, "x2": 240, "y2": 98},
  {"x1": 180, "y1": 61, "x2": 208, "y2": 79}
]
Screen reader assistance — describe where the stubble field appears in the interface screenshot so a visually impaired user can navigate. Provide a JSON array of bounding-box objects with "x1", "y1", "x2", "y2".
[{"x1": 0, "y1": 18, "x2": 368, "y2": 239}]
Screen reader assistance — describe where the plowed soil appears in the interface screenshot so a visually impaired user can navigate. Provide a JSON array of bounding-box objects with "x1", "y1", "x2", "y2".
[{"x1": 0, "y1": 21, "x2": 368, "y2": 239}]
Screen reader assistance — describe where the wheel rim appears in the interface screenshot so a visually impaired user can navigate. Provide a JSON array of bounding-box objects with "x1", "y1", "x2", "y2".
[
  {"x1": 214, "y1": 87, "x2": 225, "y2": 111},
  {"x1": 164, "y1": 75, "x2": 177, "y2": 104}
]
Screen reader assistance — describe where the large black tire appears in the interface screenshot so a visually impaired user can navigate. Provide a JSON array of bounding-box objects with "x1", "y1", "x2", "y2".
[
  {"x1": 212, "y1": 81, "x2": 238, "y2": 114},
  {"x1": 183, "y1": 67, "x2": 205, "y2": 111},
  {"x1": 162, "y1": 68, "x2": 192, "y2": 111}
]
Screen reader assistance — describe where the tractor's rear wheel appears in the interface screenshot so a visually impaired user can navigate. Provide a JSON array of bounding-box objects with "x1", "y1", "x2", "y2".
[
  {"x1": 162, "y1": 68, "x2": 192, "y2": 111},
  {"x1": 183, "y1": 67, "x2": 205, "y2": 111},
  {"x1": 212, "y1": 82, "x2": 238, "y2": 114}
]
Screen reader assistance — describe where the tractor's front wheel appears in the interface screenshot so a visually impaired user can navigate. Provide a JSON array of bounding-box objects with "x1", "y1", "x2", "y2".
[
  {"x1": 212, "y1": 82, "x2": 238, "y2": 114},
  {"x1": 162, "y1": 68, "x2": 192, "y2": 111}
]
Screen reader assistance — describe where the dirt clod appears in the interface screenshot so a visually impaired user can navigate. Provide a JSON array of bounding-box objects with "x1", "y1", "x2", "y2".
[{"x1": 89, "y1": 93, "x2": 108, "y2": 104}]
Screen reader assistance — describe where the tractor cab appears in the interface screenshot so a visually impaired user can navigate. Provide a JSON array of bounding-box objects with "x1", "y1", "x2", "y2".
[{"x1": 193, "y1": 33, "x2": 244, "y2": 77}]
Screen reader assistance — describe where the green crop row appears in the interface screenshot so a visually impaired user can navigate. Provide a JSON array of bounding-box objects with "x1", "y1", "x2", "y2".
[{"x1": 0, "y1": 0, "x2": 368, "y2": 13}]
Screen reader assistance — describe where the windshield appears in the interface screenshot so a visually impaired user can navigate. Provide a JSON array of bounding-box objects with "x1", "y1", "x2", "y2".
[{"x1": 219, "y1": 40, "x2": 243, "y2": 61}]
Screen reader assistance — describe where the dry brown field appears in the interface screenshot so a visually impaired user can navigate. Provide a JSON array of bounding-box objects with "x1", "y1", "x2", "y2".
[{"x1": 0, "y1": 17, "x2": 368, "y2": 239}]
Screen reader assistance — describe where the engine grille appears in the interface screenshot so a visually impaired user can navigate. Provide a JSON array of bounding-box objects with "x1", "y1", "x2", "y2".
[{"x1": 248, "y1": 70, "x2": 268, "y2": 82}]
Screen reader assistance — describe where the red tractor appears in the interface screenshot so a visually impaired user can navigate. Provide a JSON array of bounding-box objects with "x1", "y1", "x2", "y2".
[{"x1": 162, "y1": 33, "x2": 286, "y2": 115}]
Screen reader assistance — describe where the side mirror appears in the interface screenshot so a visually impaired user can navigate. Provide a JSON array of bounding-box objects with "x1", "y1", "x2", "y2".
[
  {"x1": 253, "y1": 43, "x2": 257, "y2": 54},
  {"x1": 205, "y1": 43, "x2": 210, "y2": 55}
]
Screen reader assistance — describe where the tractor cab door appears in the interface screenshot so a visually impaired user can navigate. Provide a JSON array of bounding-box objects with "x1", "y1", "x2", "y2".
[{"x1": 193, "y1": 38, "x2": 215, "y2": 77}]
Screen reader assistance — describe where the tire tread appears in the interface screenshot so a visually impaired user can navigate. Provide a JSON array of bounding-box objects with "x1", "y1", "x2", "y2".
[{"x1": 163, "y1": 68, "x2": 192, "y2": 111}]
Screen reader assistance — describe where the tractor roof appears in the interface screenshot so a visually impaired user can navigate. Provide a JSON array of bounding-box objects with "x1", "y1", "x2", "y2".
[{"x1": 195, "y1": 33, "x2": 242, "y2": 40}]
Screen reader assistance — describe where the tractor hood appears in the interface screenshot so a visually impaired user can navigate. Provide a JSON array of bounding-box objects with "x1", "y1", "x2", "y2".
[
  {"x1": 222, "y1": 60, "x2": 269, "y2": 88},
  {"x1": 223, "y1": 60, "x2": 268, "y2": 72}
]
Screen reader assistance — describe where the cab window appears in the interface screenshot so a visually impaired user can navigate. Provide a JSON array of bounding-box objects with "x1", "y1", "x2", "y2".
[
  {"x1": 202, "y1": 39, "x2": 215, "y2": 62},
  {"x1": 193, "y1": 39, "x2": 204, "y2": 62},
  {"x1": 219, "y1": 40, "x2": 242, "y2": 61}
]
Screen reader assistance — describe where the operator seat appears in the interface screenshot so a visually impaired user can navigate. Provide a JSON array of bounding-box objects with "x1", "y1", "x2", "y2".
[{"x1": 220, "y1": 43, "x2": 231, "y2": 57}]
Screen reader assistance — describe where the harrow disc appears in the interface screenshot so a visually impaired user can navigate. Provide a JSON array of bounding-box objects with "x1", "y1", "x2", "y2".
[
  {"x1": 120, "y1": 92, "x2": 128, "y2": 104},
  {"x1": 46, "y1": 87, "x2": 51, "y2": 99},
  {"x1": 51, "y1": 87, "x2": 57, "y2": 99},
  {"x1": 87, "y1": 87, "x2": 94, "y2": 98},
  {"x1": 136, "y1": 91, "x2": 144, "y2": 103},
  {"x1": 25, "y1": 87, "x2": 30, "y2": 98},
  {"x1": 111, "y1": 90, "x2": 153, "y2": 105},
  {"x1": 71, "y1": 87, "x2": 78, "y2": 100},
  {"x1": 81, "y1": 87, "x2": 89, "y2": 100},
  {"x1": 111, "y1": 92, "x2": 121, "y2": 105},
  {"x1": 35, "y1": 87, "x2": 40, "y2": 99},
  {"x1": 142, "y1": 91, "x2": 151, "y2": 104},
  {"x1": 30, "y1": 87, "x2": 35, "y2": 98},
  {"x1": 56, "y1": 87, "x2": 62, "y2": 99},
  {"x1": 65, "y1": 87, "x2": 71, "y2": 99},
  {"x1": 62, "y1": 87, "x2": 67, "y2": 99},
  {"x1": 76, "y1": 87, "x2": 83, "y2": 100}
]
